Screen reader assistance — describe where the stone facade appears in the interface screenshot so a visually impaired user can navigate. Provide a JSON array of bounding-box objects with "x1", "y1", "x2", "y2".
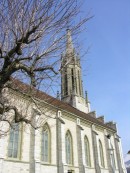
[
  {"x1": 0, "y1": 87, "x2": 127, "y2": 173},
  {"x1": 0, "y1": 30, "x2": 127, "y2": 173}
]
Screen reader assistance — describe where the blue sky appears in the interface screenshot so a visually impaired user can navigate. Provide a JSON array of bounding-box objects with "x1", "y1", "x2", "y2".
[{"x1": 80, "y1": 0, "x2": 130, "y2": 155}]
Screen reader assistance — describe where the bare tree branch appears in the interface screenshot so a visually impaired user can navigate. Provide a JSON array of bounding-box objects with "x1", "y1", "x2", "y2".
[{"x1": 0, "y1": 0, "x2": 91, "y2": 134}]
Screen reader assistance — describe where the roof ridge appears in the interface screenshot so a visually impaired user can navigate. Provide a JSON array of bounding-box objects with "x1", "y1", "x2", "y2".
[{"x1": 9, "y1": 78, "x2": 116, "y2": 131}]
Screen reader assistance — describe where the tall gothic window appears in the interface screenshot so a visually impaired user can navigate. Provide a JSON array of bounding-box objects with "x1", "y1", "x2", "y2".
[
  {"x1": 8, "y1": 123, "x2": 21, "y2": 159},
  {"x1": 78, "y1": 70, "x2": 81, "y2": 96},
  {"x1": 41, "y1": 124, "x2": 50, "y2": 162},
  {"x1": 110, "y1": 144, "x2": 116, "y2": 169},
  {"x1": 71, "y1": 68, "x2": 74, "y2": 91},
  {"x1": 99, "y1": 140, "x2": 105, "y2": 167},
  {"x1": 65, "y1": 131, "x2": 73, "y2": 165},
  {"x1": 84, "y1": 136, "x2": 91, "y2": 166},
  {"x1": 64, "y1": 70, "x2": 68, "y2": 95}
]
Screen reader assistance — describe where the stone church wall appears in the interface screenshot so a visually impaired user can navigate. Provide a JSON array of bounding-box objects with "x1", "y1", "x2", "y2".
[{"x1": 0, "y1": 89, "x2": 127, "y2": 173}]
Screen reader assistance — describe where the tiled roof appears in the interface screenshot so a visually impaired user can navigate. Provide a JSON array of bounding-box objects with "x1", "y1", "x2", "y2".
[{"x1": 10, "y1": 78, "x2": 116, "y2": 132}]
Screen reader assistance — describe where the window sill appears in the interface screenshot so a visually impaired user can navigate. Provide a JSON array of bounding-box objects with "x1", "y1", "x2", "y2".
[
  {"x1": 5, "y1": 158, "x2": 28, "y2": 164},
  {"x1": 41, "y1": 162, "x2": 51, "y2": 165}
]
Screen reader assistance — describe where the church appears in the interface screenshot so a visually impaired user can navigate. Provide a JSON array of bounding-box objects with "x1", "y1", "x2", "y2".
[{"x1": 0, "y1": 30, "x2": 127, "y2": 173}]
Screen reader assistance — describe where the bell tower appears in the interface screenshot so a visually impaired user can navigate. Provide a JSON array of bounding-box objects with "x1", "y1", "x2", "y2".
[{"x1": 61, "y1": 29, "x2": 90, "y2": 113}]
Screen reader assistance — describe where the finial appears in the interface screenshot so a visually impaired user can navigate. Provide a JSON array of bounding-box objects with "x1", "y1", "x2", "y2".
[
  {"x1": 57, "y1": 91, "x2": 60, "y2": 100},
  {"x1": 77, "y1": 53, "x2": 80, "y2": 60},
  {"x1": 85, "y1": 91, "x2": 89, "y2": 103}
]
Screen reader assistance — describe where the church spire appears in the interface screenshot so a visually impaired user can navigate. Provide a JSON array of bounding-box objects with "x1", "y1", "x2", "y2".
[{"x1": 61, "y1": 29, "x2": 91, "y2": 113}]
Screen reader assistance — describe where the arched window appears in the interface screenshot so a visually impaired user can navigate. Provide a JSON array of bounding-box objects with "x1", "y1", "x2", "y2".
[
  {"x1": 78, "y1": 70, "x2": 81, "y2": 96},
  {"x1": 84, "y1": 136, "x2": 91, "y2": 166},
  {"x1": 99, "y1": 140, "x2": 105, "y2": 167},
  {"x1": 8, "y1": 123, "x2": 21, "y2": 159},
  {"x1": 110, "y1": 144, "x2": 116, "y2": 170},
  {"x1": 41, "y1": 124, "x2": 50, "y2": 162},
  {"x1": 65, "y1": 130, "x2": 73, "y2": 165},
  {"x1": 71, "y1": 68, "x2": 74, "y2": 91},
  {"x1": 64, "y1": 70, "x2": 68, "y2": 95}
]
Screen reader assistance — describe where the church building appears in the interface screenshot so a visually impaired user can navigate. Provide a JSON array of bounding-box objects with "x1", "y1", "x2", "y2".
[{"x1": 0, "y1": 30, "x2": 127, "y2": 173}]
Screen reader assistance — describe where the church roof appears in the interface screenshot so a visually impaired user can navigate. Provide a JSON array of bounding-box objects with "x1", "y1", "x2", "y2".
[{"x1": 9, "y1": 78, "x2": 116, "y2": 132}]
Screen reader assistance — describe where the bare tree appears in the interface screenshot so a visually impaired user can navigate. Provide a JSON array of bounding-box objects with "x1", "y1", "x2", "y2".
[{"x1": 0, "y1": 0, "x2": 90, "y2": 133}]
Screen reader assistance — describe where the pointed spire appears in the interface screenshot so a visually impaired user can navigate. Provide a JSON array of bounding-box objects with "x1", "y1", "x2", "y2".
[{"x1": 66, "y1": 29, "x2": 74, "y2": 55}]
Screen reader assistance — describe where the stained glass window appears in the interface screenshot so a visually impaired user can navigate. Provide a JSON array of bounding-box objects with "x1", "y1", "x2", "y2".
[
  {"x1": 65, "y1": 131, "x2": 73, "y2": 165},
  {"x1": 41, "y1": 124, "x2": 50, "y2": 162},
  {"x1": 8, "y1": 124, "x2": 21, "y2": 158},
  {"x1": 110, "y1": 144, "x2": 116, "y2": 169},
  {"x1": 99, "y1": 140, "x2": 105, "y2": 167},
  {"x1": 84, "y1": 136, "x2": 91, "y2": 166}
]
